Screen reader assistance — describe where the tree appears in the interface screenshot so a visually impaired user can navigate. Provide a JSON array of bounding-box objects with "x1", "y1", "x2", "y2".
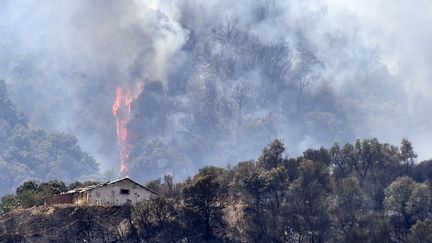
[
  {"x1": 330, "y1": 176, "x2": 368, "y2": 241},
  {"x1": 303, "y1": 147, "x2": 331, "y2": 166},
  {"x1": 133, "y1": 196, "x2": 183, "y2": 242},
  {"x1": 330, "y1": 139, "x2": 402, "y2": 211},
  {"x1": 352, "y1": 139, "x2": 380, "y2": 181},
  {"x1": 329, "y1": 142, "x2": 352, "y2": 180},
  {"x1": 360, "y1": 215, "x2": 392, "y2": 243},
  {"x1": 68, "y1": 180, "x2": 100, "y2": 190},
  {"x1": 408, "y1": 217, "x2": 432, "y2": 242},
  {"x1": 145, "y1": 175, "x2": 180, "y2": 199},
  {"x1": 243, "y1": 166, "x2": 289, "y2": 242},
  {"x1": 38, "y1": 180, "x2": 67, "y2": 196},
  {"x1": 0, "y1": 194, "x2": 18, "y2": 214},
  {"x1": 411, "y1": 160, "x2": 432, "y2": 184},
  {"x1": 400, "y1": 139, "x2": 417, "y2": 175},
  {"x1": 4, "y1": 180, "x2": 69, "y2": 209},
  {"x1": 15, "y1": 180, "x2": 42, "y2": 208},
  {"x1": 212, "y1": 16, "x2": 239, "y2": 45},
  {"x1": 257, "y1": 139, "x2": 286, "y2": 170},
  {"x1": 285, "y1": 160, "x2": 331, "y2": 242},
  {"x1": 182, "y1": 166, "x2": 228, "y2": 241},
  {"x1": 242, "y1": 170, "x2": 270, "y2": 241},
  {"x1": 16, "y1": 180, "x2": 39, "y2": 195},
  {"x1": 384, "y1": 177, "x2": 431, "y2": 240}
]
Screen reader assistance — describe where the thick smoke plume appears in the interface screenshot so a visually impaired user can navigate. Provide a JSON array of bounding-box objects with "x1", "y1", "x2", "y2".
[
  {"x1": 0, "y1": 0, "x2": 188, "y2": 173},
  {"x1": 0, "y1": 0, "x2": 431, "y2": 180}
]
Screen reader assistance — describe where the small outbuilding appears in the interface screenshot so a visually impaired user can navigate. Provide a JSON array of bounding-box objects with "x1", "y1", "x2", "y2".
[{"x1": 45, "y1": 177, "x2": 158, "y2": 206}]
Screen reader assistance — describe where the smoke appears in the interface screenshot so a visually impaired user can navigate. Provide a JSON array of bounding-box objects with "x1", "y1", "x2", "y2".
[
  {"x1": 0, "y1": 0, "x2": 431, "y2": 178},
  {"x1": 320, "y1": 0, "x2": 432, "y2": 158},
  {"x1": 0, "y1": 0, "x2": 188, "y2": 172}
]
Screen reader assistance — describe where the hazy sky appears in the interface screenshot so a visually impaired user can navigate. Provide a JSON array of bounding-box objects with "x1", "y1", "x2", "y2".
[{"x1": 323, "y1": 0, "x2": 432, "y2": 158}]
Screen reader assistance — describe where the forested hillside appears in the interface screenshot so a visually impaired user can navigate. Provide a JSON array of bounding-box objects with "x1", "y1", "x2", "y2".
[
  {"x1": 1, "y1": 1, "x2": 432, "y2": 241},
  {"x1": 0, "y1": 80, "x2": 99, "y2": 195},
  {"x1": 2, "y1": 139, "x2": 432, "y2": 242},
  {"x1": 2, "y1": 0, "x2": 424, "y2": 181}
]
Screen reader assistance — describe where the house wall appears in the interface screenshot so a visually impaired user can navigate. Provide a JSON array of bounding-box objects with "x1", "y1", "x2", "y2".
[
  {"x1": 85, "y1": 180, "x2": 154, "y2": 206},
  {"x1": 44, "y1": 193, "x2": 73, "y2": 205}
]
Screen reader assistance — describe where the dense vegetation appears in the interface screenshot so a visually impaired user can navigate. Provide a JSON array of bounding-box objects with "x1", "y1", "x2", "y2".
[
  {"x1": 2, "y1": 138, "x2": 432, "y2": 242},
  {"x1": 1, "y1": 1, "x2": 405, "y2": 182},
  {"x1": 1, "y1": 2, "x2": 431, "y2": 241},
  {"x1": 0, "y1": 80, "x2": 99, "y2": 195},
  {"x1": 126, "y1": 14, "x2": 361, "y2": 181}
]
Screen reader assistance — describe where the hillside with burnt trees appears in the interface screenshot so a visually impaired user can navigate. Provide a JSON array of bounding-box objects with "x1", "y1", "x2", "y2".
[
  {"x1": 2, "y1": 139, "x2": 432, "y2": 242},
  {"x1": 4, "y1": 0, "x2": 431, "y2": 185}
]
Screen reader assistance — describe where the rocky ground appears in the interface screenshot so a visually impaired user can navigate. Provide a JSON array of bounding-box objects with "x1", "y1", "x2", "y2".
[{"x1": 0, "y1": 205, "x2": 135, "y2": 243}]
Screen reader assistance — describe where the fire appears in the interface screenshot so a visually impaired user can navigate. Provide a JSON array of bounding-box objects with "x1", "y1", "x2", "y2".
[{"x1": 112, "y1": 86, "x2": 133, "y2": 177}]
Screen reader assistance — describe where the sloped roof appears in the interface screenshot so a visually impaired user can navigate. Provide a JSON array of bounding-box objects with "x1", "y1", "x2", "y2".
[{"x1": 64, "y1": 177, "x2": 158, "y2": 195}]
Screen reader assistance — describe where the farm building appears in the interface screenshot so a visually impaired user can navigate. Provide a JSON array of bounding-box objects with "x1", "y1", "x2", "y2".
[{"x1": 45, "y1": 178, "x2": 158, "y2": 206}]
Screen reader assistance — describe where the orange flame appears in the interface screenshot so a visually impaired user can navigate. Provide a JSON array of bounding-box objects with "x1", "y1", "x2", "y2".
[{"x1": 112, "y1": 86, "x2": 132, "y2": 177}]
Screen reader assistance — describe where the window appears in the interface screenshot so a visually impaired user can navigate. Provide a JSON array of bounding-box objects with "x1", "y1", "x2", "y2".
[{"x1": 120, "y1": 189, "x2": 130, "y2": 195}]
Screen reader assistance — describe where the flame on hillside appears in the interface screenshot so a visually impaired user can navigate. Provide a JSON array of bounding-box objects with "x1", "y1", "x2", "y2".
[{"x1": 112, "y1": 86, "x2": 132, "y2": 177}]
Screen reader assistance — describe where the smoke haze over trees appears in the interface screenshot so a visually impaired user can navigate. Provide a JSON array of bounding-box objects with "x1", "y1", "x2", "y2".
[
  {"x1": 0, "y1": 80, "x2": 98, "y2": 195},
  {"x1": 0, "y1": 1, "x2": 432, "y2": 183}
]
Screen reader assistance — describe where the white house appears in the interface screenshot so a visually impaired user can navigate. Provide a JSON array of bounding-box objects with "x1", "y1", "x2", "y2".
[{"x1": 45, "y1": 178, "x2": 158, "y2": 206}]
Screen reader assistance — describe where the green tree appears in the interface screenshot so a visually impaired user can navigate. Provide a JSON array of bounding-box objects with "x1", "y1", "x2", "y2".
[
  {"x1": 0, "y1": 194, "x2": 18, "y2": 214},
  {"x1": 68, "y1": 180, "x2": 100, "y2": 190},
  {"x1": 408, "y1": 217, "x2": 432, "y2": 242},
  {"x1": 243, "y1": 166, "x2": 289, "y2": 242},
  {"x1": 329, "y1": 142, "x2": 352, "y2": 180},
  {"x1": 361, "y1": 215, "x2": 392, "y2": 243},
  {"x1": 411, "y1": 160, "x2": 432, "y2": 184},
  {"x1": 145, "y1": 175, "x2": 180, "y2": 199},
  {"x1": 384, "y1": 177, "x2": 431, "y2": 240},
  {"x1": 133, "y1": 196, "x2": 183, "y2": 242},
  {"x1": 400, "y1": 138, "x2": 417, "y2": 174},
  {"x1": 285, "y1": 160, "x2": 331, "y2": 242},
  {"x1": 257, "y1": 139, "x2": 286, "y2": 170},
  {"x1": 182, "y1": 166, "x2": 228, "y2": 241},
  {"x1": 242, "y1": 170, "x2": 270, "y2": 242},
  {"x1": 331, "y1": 139, "x2": 402, "y2": 211},
  {"x1": 15, "y1": 180, "x2": 42, "y2": 207},
  {"x1": 330, "y1": 176, "x2": 368, "y2": 241},
  {"x1": 303, "y1": 147, "x2": 331, "y2": 166},
  {"x1": 38, "y1": 180, "x2": 67, "y2": 197},
  {"x1": 16, "y1": 180, "x2": 39, "y2": 195}
]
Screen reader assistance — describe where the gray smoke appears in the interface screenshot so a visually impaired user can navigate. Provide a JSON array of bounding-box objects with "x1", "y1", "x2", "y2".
[
  {"x1": 0, "y1": 0, "x2": 431, "y2": 178},
  {"x1": 0, "y1": 0, "x2": 188, "y2": 172}
]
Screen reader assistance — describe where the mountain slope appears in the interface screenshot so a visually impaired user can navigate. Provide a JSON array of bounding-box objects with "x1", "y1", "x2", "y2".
[
  {"x1": 0, "y1": 205, "x2": 132, "y2": 243},
  {"x1": 0, "y1": 80, "x2": 99, "y2": 195}
]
